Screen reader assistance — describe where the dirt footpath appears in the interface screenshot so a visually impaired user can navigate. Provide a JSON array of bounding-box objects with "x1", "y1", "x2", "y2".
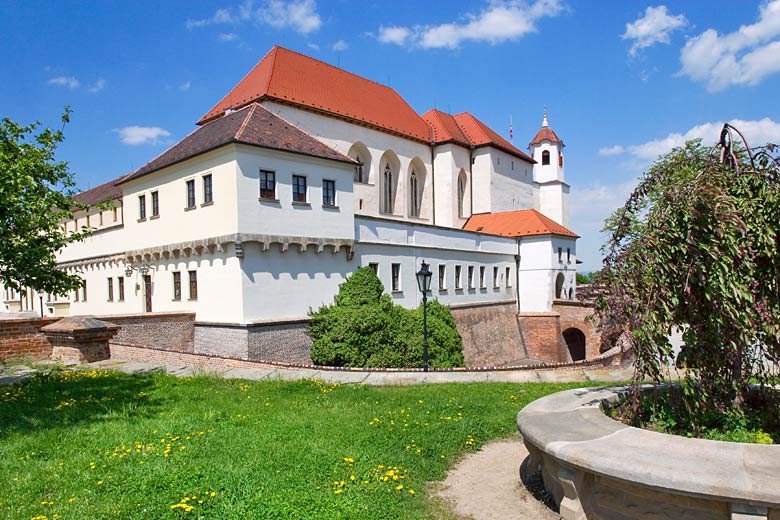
[{"x1": 433, "y1": 436, "x2": 561, "y2": 520}]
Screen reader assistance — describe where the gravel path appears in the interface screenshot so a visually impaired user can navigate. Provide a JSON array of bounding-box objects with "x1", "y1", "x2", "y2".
[{"x1": 433, "y1": 436, "x2": 561, "y2": 520}]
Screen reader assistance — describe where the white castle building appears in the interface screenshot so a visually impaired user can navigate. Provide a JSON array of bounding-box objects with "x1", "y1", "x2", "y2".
[{"x1": 2, "y1": 46, "x2": 582, "y2": 364}]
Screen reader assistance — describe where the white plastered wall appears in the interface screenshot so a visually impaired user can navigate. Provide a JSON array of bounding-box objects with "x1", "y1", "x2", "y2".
[{"x1": 517, "y1": 234, "x2": 577, "y2": 312}]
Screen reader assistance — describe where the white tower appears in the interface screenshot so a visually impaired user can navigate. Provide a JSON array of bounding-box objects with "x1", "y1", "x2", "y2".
[{"x1": 529, "y1": 110, "x2": 570, "y2": 227}]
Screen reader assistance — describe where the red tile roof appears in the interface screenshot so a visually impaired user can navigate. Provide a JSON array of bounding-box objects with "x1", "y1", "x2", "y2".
[
  {"x1": 422, "y1": 109, "x2": 535, "y2": 163},
  {"x1": 120, "y1": 103, "x2": 355, "y2": 185},
  {"x1": 529, "y1": 126, "x2": 563, "y2": 146},
  {"x1": 198, "y1": 46, "x2": 432, "y2": 142},
  {"x1": 463, "y1": 209, "x2": 578, "y2": 238},
  {"x1": 72, "y1": 174, "x2": 128, "y2": 206}
]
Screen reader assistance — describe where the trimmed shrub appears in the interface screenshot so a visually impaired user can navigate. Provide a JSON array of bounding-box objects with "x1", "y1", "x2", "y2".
[{"x1": 309, "y1": 267, "x2": 464, "y2": 368}]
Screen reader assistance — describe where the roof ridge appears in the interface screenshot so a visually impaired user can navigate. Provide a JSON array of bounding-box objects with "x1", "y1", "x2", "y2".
[
  {"x1": 235, "y1": 103, "x2": 257, "y2": 140},
  {"x1": 265, "y1": 46, "x2": 278, "y2": 96}
]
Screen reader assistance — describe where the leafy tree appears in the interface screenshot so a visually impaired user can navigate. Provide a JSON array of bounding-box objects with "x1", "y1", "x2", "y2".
[
  {"x1": 576, "y1": 272, "x2": 594, "y2": 285},
  {"x1": 0, "y1": 109, "x2": 90, "y2": 295},
  {"x1": 596, "y1": 133, "x2": 779, "y2": 426},
  {"x1": 309, "y1": 267, "x2": 464, "y2": 368}
]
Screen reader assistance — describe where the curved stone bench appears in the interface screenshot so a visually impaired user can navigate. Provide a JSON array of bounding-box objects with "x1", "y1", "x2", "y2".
[{"x1": 517, "y1": 386, "x2": 780, "y2": 520}]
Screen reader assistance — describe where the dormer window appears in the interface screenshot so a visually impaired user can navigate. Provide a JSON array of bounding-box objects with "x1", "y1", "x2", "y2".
[{"x1": 542, "y1": 150, "x2": 550, "y2": 166}]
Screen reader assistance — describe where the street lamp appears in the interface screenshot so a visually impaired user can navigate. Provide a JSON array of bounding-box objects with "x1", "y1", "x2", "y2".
[
  {"x1": 124, "y1": 263, "x2": 151, "y2": 277},
  {"x1": 416, "y1": 260, "x2": 433, "y2": 372}
]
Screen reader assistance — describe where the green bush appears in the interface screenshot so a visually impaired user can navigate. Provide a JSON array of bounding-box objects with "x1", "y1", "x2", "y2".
[{"x1": 309, "y1": 267, "x2": 464, "y2": 368}]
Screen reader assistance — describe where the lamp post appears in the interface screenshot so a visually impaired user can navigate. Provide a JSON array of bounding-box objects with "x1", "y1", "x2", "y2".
[{"x1": 416, "y1": 260, "x2": 432, "y2": 372}]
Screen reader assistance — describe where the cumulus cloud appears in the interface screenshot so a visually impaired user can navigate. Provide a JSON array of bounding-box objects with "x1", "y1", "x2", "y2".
[
  {"x1": 680, "y1": 0, "x2": 780, "y2": 91},
  {"x1": 187, "y1": 0, "x2": 321, "y2": 35},
  {"x1": 48, "y1": 76, "x2": 80, "y2": 89},
  {"x1": 307, "y1": 42, "x2": 320, "y2": 51},
  {"x1": 331, "y1": 39, "x2": 348, "y2": 51},
  {"x1": 622, "y1": 5, "x2": 686, "y2": 56},
  {"x1": 219, "y1": 32, "x2": 238, "y2": 41},
  {"x1": 113, "y1": 126, "x2": 171, "y2": 146},
  {"x1": 601, "y1": 118, "x2": 780, "y2": 162},
  {"x1": 375, "y1": 0, "x2": 564, "y2": 49},
  {"x1": 87, "y1": 79, "x2": 106, "y2": 93}
]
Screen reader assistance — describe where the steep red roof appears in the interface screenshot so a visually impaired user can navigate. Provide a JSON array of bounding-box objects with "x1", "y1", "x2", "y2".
[
  {"x1": 463, "y1": 209, "x2": 577, "y2": 238},
  {"x1": 422, "y1": 109, "x2": 535, "y2": 163},
  {"x1": 121, "y1": 103, "x2": 355, "y2": 185},
  {"x1": 198, "y1": 46, "x2": 432, "y2": 142},
  {"x1": 72, "y1": 174, "x2": 128, "y2": 206},
  {"x1": 529, "y1": 126, "x2": 563, "y2": 146}
]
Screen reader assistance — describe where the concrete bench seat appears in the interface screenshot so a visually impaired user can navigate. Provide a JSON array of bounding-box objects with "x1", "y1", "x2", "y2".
[{"x1": 518, "y1": 386, "x2": 780, "y2": 520}]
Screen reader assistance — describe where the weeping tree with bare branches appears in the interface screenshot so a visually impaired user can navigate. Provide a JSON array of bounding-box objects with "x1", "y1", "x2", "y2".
[{"x1": 596, "y1": 125, "x2": 780, "y2": 426}]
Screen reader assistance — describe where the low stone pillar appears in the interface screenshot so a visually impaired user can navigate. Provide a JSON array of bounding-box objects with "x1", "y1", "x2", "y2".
[{"x1": 42, "y1": 316, "x2": 119, "y2": 364}]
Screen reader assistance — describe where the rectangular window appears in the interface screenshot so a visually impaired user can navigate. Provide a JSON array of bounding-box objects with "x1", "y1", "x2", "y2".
[
  {"x1": 113, "y1": 207, "x2": 118, "y2": 222},
  {"x1": 292, "y1": 175, "x2": 307, "y2": 203},
  {"x1": 368, "y1": 262, "x2": 379, "y2": 275},
  {"x1": 117, "y1": 277, "x2": 125, "y2": 301},
  {"x1": 73, "y1": 288, "x2": 78, "y2": 302},
  {"x1": 493, "y1": 266, "x2": 499, "y2": 288},
  {"x1": 186, "y1": 179, "x2": 196, "y2": 209},
  {"x1": 567, "y1": 248, "x2": 571, "y2": 263},
  {"x1": 479, "y1": 266, "x2": 486, "y2": 288},
  {"x1": 203, "y1": 174, "x2": 213, "y2": 204},
  {"x1": 259, "y1": 170, "x2": 276, "y2": 199},
  {"x1": 173, "y1": 272, "x2": 181, "y2": 301},
  {"x1": 138, "y1": 194, "x2": 146, "y2": 220},
  {"x1": 322, "y1": 179, "x2": 336, "y2": 206},
  {"x1": 82, "y1": 280, "x2": 87, "y2": 302},
  {"x1": 438, "y1": 265, "x2": 446, "y2": 290},
  {"x1": 151, "y1": 191, "x2": 159, "y2": 217},
  {"x1": 468, "y1": 266, "x2": 475, "y2": 289},
  {"x1": 391, "y1": 263, "x2": 401, "y2": 292},
  {"x1": 455, "y1": 265, "x2": 462, "y2": 290},
  {"x1": 107, "y1": 278, "x2": 113, "y2": 302},
  {"x1": 506, "y1": 267, "x2": 512, "y2": 287},
  {"x1": 188, "y1": 270, "x2": 198, "y2": 300},
  {"x1": 558, "y1": 247, "x2": 562, "y2": 263}
]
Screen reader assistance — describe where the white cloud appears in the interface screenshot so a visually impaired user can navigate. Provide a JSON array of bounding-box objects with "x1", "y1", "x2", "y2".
[
  {"x1": 187, "y1": 0, "x2": 321, "y2": 35},
  {"x1": 48, "y1": 76, "x2": 80, "y2": 89},
  {"x1": 602, "y1": 118, "x2": 780, "y2": 162},
  {"x1": 622, "y1": 5, "x2": 686, "y2": 56},
  {"x1": 307, "y1": 42, "x2": 320, "y2": 51},
  {"x1": 87, "y1": 78, "x2": 106, "y2": 93},
  {"x1": 376, "y1": 0, "x2": 564, "y2": 49},
  {"x1": 377, "y1": 26, "x2": 412, "y2": 46},
  {"x1": 598, "y1": 145, "x2": 624, "y2": 156},
  {"x1": 331, "y1": 39, "x2": 348, "y2": 51},
  {"x1": 179, "y1": 81, "x2": 191, "y2": 91},
  {"x1": 113, "y1": 126, "x2": 172, "y2": 146},
  {"x1": 219, "y1": 32, "x2": 238, "y2": 41},
  {"x1": 680, "y1": 0, "x2": 780, "y2": 91}
]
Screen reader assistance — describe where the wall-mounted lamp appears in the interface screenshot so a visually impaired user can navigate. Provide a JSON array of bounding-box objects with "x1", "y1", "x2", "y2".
[{"x1": 125, "y1": 263, "x2": 151, "y2": 277}]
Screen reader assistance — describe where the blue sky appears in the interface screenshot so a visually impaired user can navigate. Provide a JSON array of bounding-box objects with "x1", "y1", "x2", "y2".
[{"x1": 2, "y1": 0, "x2": 780, "y2": 271}]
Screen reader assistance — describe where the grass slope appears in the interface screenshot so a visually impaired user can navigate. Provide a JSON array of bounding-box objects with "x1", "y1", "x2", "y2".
[{"x1": 0, "y1": 369, "x2": 599, "y2": 519}]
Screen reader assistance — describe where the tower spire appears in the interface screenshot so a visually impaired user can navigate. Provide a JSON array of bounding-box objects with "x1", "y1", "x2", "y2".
[{"x1": 542, "y1": 106, "x2": 548, "y2": 127}]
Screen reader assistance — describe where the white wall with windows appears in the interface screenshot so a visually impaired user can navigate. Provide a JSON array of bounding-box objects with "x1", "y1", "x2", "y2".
[{"x1": 517, "y1": 235, "x2": 577, "y2": 312}]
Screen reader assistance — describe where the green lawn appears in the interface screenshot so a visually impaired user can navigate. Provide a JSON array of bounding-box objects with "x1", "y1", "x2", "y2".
[{"x1": 0, "y1": 368, "x2": 599, "y2": 519}]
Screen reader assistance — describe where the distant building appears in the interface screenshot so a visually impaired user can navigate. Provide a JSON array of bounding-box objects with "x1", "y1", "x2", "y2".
[{"x1": 2, "y1": 46, "x2": 582, "y2": 363}]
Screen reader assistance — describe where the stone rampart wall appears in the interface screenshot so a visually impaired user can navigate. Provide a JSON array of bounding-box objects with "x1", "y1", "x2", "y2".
[
  {"x1": 450, "y1": 301, "x2": 525, "y2": 367},
  {"x1": 100, "y1": 312, "x2": 195, "y2": 352}
]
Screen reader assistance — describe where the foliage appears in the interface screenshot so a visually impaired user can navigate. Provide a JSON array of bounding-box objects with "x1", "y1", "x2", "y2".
[
  {"x1": 309, "y1": 267, "x2": 464, "y2": 368},
  {"x1": 0, "y1": 367, "x2": 601, "y2": 519},
  {"x1": 576, "y1": 272, "x2": 595, "y2": 285},
  {"x1": 0, "y1": 108, "x2": 91, "y2": 295},
  {"x1": 596, "y1": 136, "x2": 780, "y2": 430}
]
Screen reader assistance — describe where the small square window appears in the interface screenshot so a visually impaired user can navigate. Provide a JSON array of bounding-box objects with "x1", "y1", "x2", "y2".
[
  {"x1": 203, "y1": 174, "x2": 213, "y2": 204},
  {"x1": 391, "y1": 263, "x2": 401, "y2": 291},
  {"x1": 438, "y1": 265, "x2": 446, "y2": 290},
  {"x1": 322, "y1": 179, "x2": 336, "y2": 206},
  {"x1": 292, "y1": 175, "x2": 307, "y2": 203},
  {"x1": 259, "y1": 170, "x2": 276, "y2": 199},
  {"x1": 186, "y1": 180, "x2": 196, "y2": 209}
]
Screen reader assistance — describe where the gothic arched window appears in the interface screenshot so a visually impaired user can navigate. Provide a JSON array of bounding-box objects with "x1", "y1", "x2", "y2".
[
  {"x1": 409, "y1": 171, "x2": 419, "y2": 217},
  {"x1": 354, "y1": 156, "x2": 363, "y2": 183},
  {"x1": 383, "y1": 164, "x2": 394, "y2": 213},
  {"x1": 542, "y1": 150, "x2": 550, "y2": 166}
]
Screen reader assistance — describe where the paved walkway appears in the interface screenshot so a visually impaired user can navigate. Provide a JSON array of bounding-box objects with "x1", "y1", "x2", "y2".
[{"x1": 86, "y1": 358, "x2": 633, "y2": 385}]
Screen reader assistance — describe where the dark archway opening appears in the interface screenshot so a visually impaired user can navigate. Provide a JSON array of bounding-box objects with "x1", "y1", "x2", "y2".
[{"x1": 563, "y1": 328, "x2": 586, "y2": 361}]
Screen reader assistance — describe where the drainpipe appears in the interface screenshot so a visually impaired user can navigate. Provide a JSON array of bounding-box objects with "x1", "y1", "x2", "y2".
[{"x1": 430, "y1": 141, "x2": 436, "y2": 226}]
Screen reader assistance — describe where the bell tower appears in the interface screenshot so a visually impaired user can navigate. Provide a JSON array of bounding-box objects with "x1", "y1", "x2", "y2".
[{"x1": 529, "y1": 110, "x2": 569, "y2": 226}]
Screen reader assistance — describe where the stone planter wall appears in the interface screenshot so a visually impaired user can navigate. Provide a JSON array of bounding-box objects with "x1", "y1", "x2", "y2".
[{"x1": 517, "y1": 386, "x2": 780, "y2": 520}]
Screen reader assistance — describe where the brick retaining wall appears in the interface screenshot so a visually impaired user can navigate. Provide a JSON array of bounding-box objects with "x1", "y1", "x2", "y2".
[
  {"x1": 99, "y1": 312, "x2": 195, "y2": 352},
  {"x1": 0, "y1": 317, "x2": 58, "y2": 361},
  {"x1": 553, "y1": 301, "x2": 601, "y2": 359},
  {"x1": 450, "y1": 301, "x2": 525, "y2": 367}
]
